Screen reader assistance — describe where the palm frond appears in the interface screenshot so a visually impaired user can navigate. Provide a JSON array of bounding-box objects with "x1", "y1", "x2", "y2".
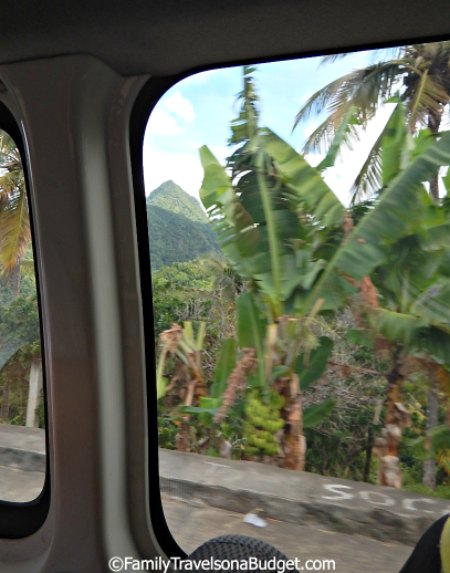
[
  {"x1": 0, "y1": 189, "x2": 30, "y2": 272},
  {"x1": 293, "y1": 74, "x2": 355, "y2": 130},
  {"x1": 349, "y1": 101, "x2": 405, "y2": 202},
  {"x1": 295, "y1": 62, "x2": 404, "y2": 154},
  {"x1": 350, "y1": 142, "x2": 383, "y2": 203},
  {"x1": 319, "y1": 53, "x2": 353, "y2": 66},
  {"x1": 302, "y1": 117, "x2": 340, "y2": 156},
  {"x1": 407, "y1": 74, "x2": 448, "y2": 129}
]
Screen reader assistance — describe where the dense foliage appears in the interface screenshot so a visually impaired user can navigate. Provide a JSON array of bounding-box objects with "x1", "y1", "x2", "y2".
[
  {"x1": 0, "y1": 268, "x2": 42, "y2": 427},
  {"x1": 0, "y1": 60, "x2": 448, "y2": 500},
  {"x1": 154, "y1": 64, "x2": 449, "y2": 496},
  {"x1": 148, "y1": 180, "x2": 210, "y2": 222}
]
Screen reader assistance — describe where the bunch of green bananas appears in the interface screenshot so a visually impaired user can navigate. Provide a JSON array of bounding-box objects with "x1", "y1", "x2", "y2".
[{"x1": 243, "y1": 390, "x2": 284, "y2": 457}]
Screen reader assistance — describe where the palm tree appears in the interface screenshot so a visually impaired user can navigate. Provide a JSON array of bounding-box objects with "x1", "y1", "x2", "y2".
[
  {"x1": 0, "y1": 130, "x2": 30, "y2": 294},
  {"x1": 294, "y1": 41, "x2": 450, "y2": 201},
  {"x1": 0, "y1": 131, "x2": 31, "y2": 295},
  {"x1": 0, "y1": 130, "x2": 37, "y2": 424}
]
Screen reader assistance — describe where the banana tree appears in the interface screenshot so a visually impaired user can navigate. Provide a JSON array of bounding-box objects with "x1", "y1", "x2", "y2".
[
  {"x1": 366, "y1": 221, "x2": 450, "y2": 487},
  {"x1": 199, "y1": 67, "x2": 341, "y2": 469},
  {"x1": 338, "y1": 105, "x2": 450, "y2": 488},
  {"x1": 200, "y1": 102, "x2": 450, "y2": 472},
  {"x1": 200, "y1": 123, "x2": 343, "y2": 469},
  {"x1": 343, "y1": 100, "x2": 450, "y2": 489},
  {"x1": 156, "y1": 321, "x2": 208, "y2": 451},
  {"x1": 266, "y1": 105, "x2": 450, "y2": 486}
]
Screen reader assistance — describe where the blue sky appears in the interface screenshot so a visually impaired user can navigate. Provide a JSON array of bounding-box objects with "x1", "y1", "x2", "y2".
[{"x1": 143, "y1": 48, "x2": 394, "y2": 205}]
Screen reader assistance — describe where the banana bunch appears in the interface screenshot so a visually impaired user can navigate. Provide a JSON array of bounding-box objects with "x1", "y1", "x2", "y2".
[{"x1": 243, "y1": 390, "x2": 284, "y2": 457}]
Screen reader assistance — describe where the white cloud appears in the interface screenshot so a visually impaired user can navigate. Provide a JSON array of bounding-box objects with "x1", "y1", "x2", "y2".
[
  {"x1": 146, "y1": 91, "x2": 195, "y2": 137},
  {"x1": 144, "y1": 148, "x2": 204, "y2": 199},
  {"x1": 304, "y1": 151, "x2": 325, "y2": 167},
  {"x1": 163, "y1": 91, "x2": 195, "y2": 123},
  {"x1": 183, "y1": 69, "x2": 223, "y2": 86},
  {"x1": 143, "y1": 142, "x2": 231, "y2": 205},
  {"x1": 147, "y1": 107, "x2": 183, "y2": 136},
  {"x1": 209, "y1": 145, "x2": 229, "y2": 164}
]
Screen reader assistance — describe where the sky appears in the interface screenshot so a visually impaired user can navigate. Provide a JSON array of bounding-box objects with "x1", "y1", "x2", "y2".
[{"x1": 143, "y1": 48, "x2": 395, "y2": 206}]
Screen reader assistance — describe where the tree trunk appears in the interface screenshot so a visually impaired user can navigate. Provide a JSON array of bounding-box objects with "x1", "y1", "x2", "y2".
[
  {"x1": 176, "y1": 350, "x2": 208, "y2": 452},
  {"x1": 0, "y1": 379, "x2": 10, "y2": 421},
  {"x1": 429, "y1": 173, "x2": 440, "y2": 202},
  {"x1": 423, "y1": 389, "x2": 439, "y2": 490},
  {"x1": 363, "y1": 425, "x2": 374, "y2": 482},
  {"x1": 427, "y1": 110, "x2": 442, "y2": 202},
  {"x1": 373, "y1": 366, "x2": 410, "y2": 488},
  {"x1": 279, "y1": 374, "x2": 306, "y2": 471},
  {"x1": 25, "y1": 356, "x2": 42, "y2": 428}
]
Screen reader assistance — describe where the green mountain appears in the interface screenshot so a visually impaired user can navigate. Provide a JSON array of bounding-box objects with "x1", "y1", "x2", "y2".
[
  {"x1": 146, "y1": 180, "x2": 221, "y2": 269},
  {"x1": 147, "y1": 180, "x2": 207, "y2": 222}
]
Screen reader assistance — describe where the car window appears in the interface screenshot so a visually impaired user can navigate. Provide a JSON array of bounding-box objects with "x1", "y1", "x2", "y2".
[
  {"x1": 0, "y1": 128, "x2": 45, "y2": 503},
  {"x1": 143, "y1": 43, "x2": 450, "y2": 569}
]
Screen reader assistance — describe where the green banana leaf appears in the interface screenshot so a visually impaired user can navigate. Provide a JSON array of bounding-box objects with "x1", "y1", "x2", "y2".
[
  {"x1": 237, "y1": 292, "x2": 266, "y2": 387},
  {"x1": 370, "y1": 308, "x2": 428, "y2": 345},
  {"x1": 296, "y1": 336, "x2": 333, "y2": 391},
  {"x1": 263, "y1": 128, "x2": 346, "y2": 228},
  {"x1": 381, "y1": 101, "x2": 407, "y2": 187},
  {"x1": 200, "y1": 142, "x2": 326, "y2": 317},
  {"x1": 211, "y1": 338, "x2": 237, "y2": 398},
  {"x1": 306, "y1": 130, "x2": 450, "y2": 309},
  {"x1": 303, "y1": 398, "x2": 335, "y2": 429},
  {"x1": 317, "y1": 105, "x2": 358, "y2": 172},
  {"x1": 410, "y1": 278, "x2": 450, "y2": 328}
]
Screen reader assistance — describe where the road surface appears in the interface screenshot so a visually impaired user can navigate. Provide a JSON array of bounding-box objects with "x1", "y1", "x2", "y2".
[{"x1": 162, "y1": 494, "x2": 413, "y2": 573}]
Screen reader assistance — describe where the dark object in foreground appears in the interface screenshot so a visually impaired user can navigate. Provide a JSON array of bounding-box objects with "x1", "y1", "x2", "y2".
[
  {"x1": 399, "y1": 514, "x2": 449, "y2": 572},
  {"x1": 183, "y1": 534, "x2": 296, "y2": 573}
]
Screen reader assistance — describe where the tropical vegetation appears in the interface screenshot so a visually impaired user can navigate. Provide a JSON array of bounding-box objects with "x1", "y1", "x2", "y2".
[
  {"x1": 0, "y1": 128, "x2": 42, "y2": 428},
  {"x1": 1, "y1": 50, "x2": 449, "y2": 498},
  {"x1": 154, "y1": 61, "x2": 449, "y2": 495},
  {"x1": 294, "y1": 41, "x2": 450, "y2": 201}
]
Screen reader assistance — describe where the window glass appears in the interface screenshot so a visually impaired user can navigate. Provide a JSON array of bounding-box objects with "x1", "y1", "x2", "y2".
[
  {"x1": 144, "y1": 43, "x2": 450, "y2": 569},
  {"x1": 0, "y1": 129, "x2": 45, "y2": 502}
]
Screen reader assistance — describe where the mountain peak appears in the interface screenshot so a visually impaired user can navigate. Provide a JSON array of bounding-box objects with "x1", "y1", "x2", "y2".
[
  {"x1": 147, "y1": 180, "x2": 206, "y2": 223},
  {"x1": 146, "y1": 180, "x2": 220, "y2": 269}
]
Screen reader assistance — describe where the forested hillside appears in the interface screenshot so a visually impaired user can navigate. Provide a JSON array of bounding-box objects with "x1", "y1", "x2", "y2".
[
  {"x1": 146, "y1": 181, "x2": 220, "y2": 268},
  {"x1": 147, "y1": 180, "x2": 207, "y2": 222}
]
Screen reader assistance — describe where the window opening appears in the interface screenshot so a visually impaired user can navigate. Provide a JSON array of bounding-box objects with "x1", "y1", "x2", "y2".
[
  {"x1": 143, "y1": 43, "x2": 450, "y2": 569},
  {"x1": 0, "y1": 128, "x2": 45, "y2": 503}
]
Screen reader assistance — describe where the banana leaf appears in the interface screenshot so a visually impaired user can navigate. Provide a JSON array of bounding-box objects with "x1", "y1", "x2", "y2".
[
  {"x1": 303, "y1": 398, "x2": 335, "y2": 429},
  {"x1": 381, "y1": 101, "x2": 407, "y2": 187},
  {"x1": 306, "y1": 130, "x2": 450, "y2": 309},
  {"x1": 262, "y1": 128, "x2": 346, "y2": 228},
  {"x1": 211, "y1": 338, "x2": 237, "y2": 398},
  {"x1": 237, "y1": 292, "x2": 266, "y2": 387},
  {"x1": 296, "y1": 336, "x2": 333, "y2": 391}
]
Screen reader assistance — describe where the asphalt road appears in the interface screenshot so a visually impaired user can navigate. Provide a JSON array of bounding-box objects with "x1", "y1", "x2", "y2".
[
  {"x1": 161, "y1": 494, "x2": 413, "y2": 573},
  {"x1": 0, "y1": 465, "x2": 414, "y2": 573},
  {"x1": 0, "y1": 465, "x2": 44, "y2": 502}
]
